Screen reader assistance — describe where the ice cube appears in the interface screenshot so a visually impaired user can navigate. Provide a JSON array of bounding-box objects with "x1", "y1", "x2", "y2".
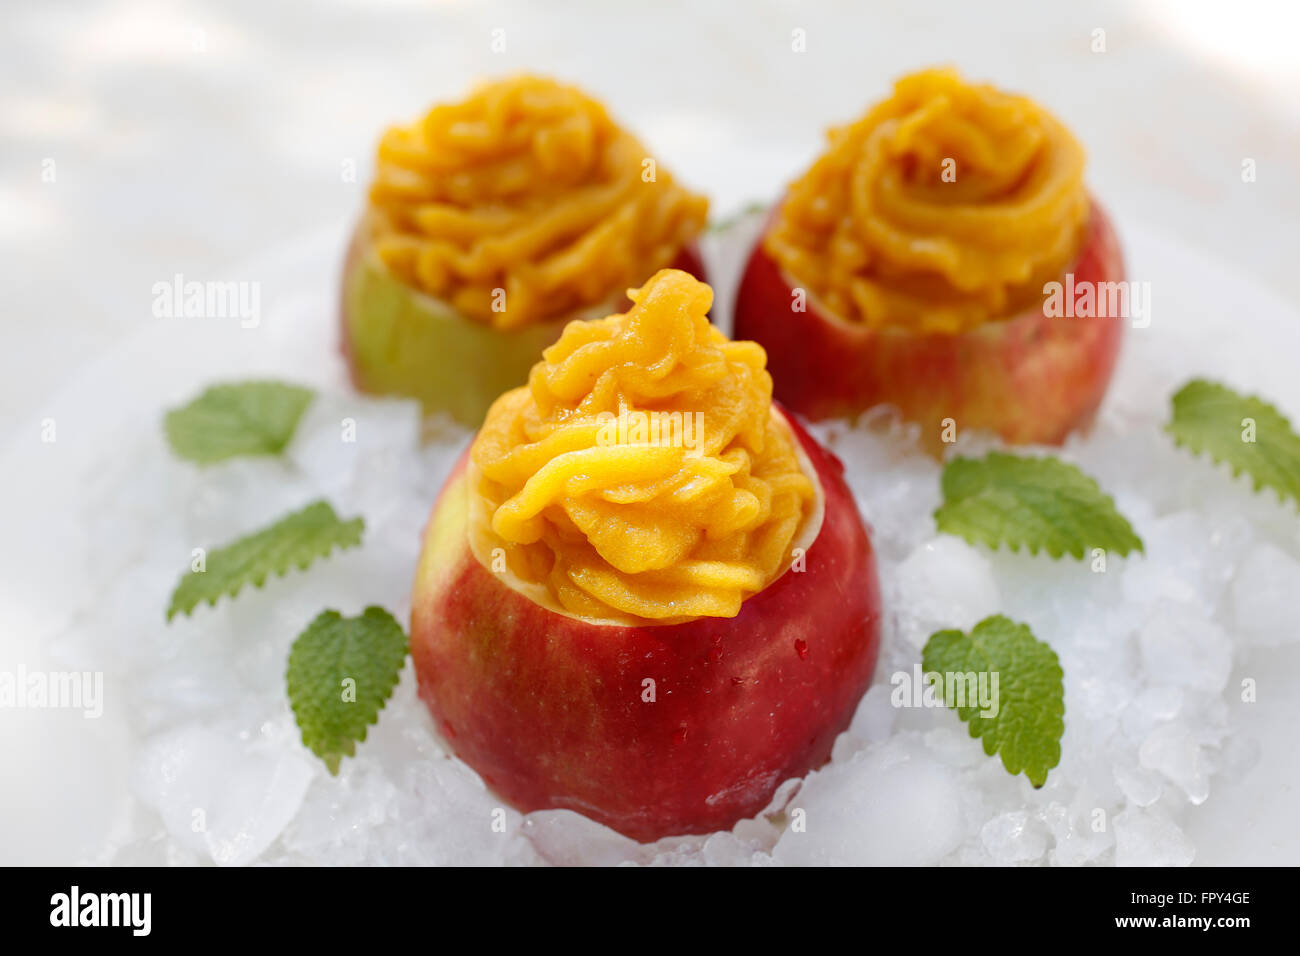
[
  {"x1": 1139, "y1": 722, "x2": 1212, "y2": 804},
  {"x1": 923, "y1": 726, "x2": 986, "y2": 769},
  {"x1": 1138, "y1": 603, "x2": 1231, "y2": 694},
  {"x1": 520, "y1": 809, "x2": 645, "y2": 867},
  {"x1": 892, "y1": 536, "x2": 1002, "y2": 648},
  {"x1": 133, "y1": 721, "x2": 316, "y2": 867},
  {"x1": 1120, "y1": 684, "x2": 1184, "y2": 743},
  {"x1": 1113, "y1": 807, "x2": 1195, "y2": 867},
  {"x1": 280, "y1": 763, "x2": 397, "y2": 858},
  {"x1": 1113, "y1": 761, "x2": 1164, "y2": 807},
  {"x1": 1055, "y1": 825, "x2": 1115, "y2": 867},
  {"x1": 980, "y1": 810, "x2": 1048, "y2": 863},
  {"x1": 772, "y1": 737, "x2": 964, "y2": 866},
  {"x1": 848, "y1": 682, "x2": 896, "y2": 744}
]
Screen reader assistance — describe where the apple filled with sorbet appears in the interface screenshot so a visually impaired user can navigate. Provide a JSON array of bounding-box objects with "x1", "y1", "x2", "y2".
[
  {"x1": 342, "y1": 75, "x2": 709, "y2": 426},
  {"x1": 410, "y1": 269, "x2": 882, "y2": 841},
  {"x1": 735, "y1": 68, "x2": 1126, "y2": 450}
]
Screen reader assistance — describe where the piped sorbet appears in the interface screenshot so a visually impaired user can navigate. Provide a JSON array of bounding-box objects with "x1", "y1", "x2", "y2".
[
  {"x1": 366, "y1": 75, "x2": 709, "y2": 330},
  {"x1": 467, "y1": 268, "x2": 819, "y2": 623},
  {"x1": 764, "y1": 67, "x2": 1089, "y2": 333}
]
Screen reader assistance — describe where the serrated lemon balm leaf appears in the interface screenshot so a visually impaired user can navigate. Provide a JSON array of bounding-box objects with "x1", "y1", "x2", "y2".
[
  {"x1": 164, "y1": 381, "x2": 315, "y2": 463},
  {"x1": 934, "y1": 452, "x2": 1143, "y2": 559},
  {"x1": 1166, "y1": 378, "x2": 1300, "y2": 509},
  {"x1": 922, "y1": 615, "x2": 1064, "y2": 787},
  {"x1": 287, "y1": 607, "x2": 409, "y2": 774},
  {"x1": 167, "y1": 500, "x2": 364, "y2": 620}
]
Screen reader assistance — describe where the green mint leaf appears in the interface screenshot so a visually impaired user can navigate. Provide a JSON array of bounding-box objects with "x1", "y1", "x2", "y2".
[
  {"x1": 1166, "y1": 378, "x2": 1300, "y2": 509},
  {"x1": 922, "y1": 615, "x2": 1064, "y2": 787},
  {"x1": 167, "y1": 500, "x2": 364, "y2": 621},
  {"x1": 287, "y1": 606, "x2": 409, "y2": 774},
  {"x1": 935, "y1": 452, "x2": 1143, "y2": 559},
  {"x1": 164, "y1": 381, "x2": 315, "y2": 463}
]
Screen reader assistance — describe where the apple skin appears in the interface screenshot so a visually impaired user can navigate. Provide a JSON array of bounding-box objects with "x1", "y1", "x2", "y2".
[
  {"x1": 410, "y1": 408, "x2": 882, "y2": 843},
  {"x1": 733, "y1": 200, "x2": 1125, "y2": 451},
  {"x1": 340, "y1": 222, "x2": 707, "y2": 428}
]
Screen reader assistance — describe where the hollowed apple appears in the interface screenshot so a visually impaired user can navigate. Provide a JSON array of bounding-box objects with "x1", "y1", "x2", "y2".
[
  {"x1": 410, "y1": 408, "x2": 881, "y2": 842},
  {"x1": 340, "y1": 223, "x2": 708, "y2": 428},
  {"x1": 733, "y1": 201, "x2": 1125, "y2": 451}
]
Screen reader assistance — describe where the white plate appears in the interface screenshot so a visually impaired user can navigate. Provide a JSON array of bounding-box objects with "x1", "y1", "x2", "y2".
[{"x1": 2, "y1": 213, "x2": 1298, "y2": 865}]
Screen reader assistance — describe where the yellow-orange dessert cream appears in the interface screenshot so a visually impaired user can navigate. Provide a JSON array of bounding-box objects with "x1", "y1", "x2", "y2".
[
  {"x1": 765, "y1": 67, "x2": 1089, "y2": 334},
  {"x1": 365, "y1": 75, "x2": 709, "y2": 331},
  {"x1": 467, "y1": 269, "x2": 820, "y2": 624}
]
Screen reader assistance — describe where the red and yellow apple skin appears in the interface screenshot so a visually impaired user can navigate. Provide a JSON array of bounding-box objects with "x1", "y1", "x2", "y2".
[
  {"x1": 410, "y1": 409, "x2": 881, "y2": 843},
  {"x1": 733, "y1": 201, "x2": 1125, "y2": 450},
  {"x1": 339, "y1": 226, "x2": 708, "y2": 428}
]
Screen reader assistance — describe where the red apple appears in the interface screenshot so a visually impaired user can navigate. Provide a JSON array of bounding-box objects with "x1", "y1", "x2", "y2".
[
  {"x1": 733, "y1": 200, "x2": 1125, "y2": 451},
  {"x1": 340, "y1": 226, "x2": 707, "y2": 428},
  {"x1": 410, "y1": 407, "x2": 881, "y2": 842}
]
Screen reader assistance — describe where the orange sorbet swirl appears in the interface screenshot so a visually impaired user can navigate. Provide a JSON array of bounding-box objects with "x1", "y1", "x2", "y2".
[
  {"x1": 365, "y1": 75, "x2": 709, "y2": 331},
  {"x1": 468, "y1": 269, "x2": 818, "y2": 624},
  {"x1": 764, "y1": 67, "x2": 1089, "y2": 334}
]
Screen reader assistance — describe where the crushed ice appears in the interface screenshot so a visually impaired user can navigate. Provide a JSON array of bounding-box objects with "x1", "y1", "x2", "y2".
[{"x1": 56, "y1": 296, "x2": 1297, "y2": 869}]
